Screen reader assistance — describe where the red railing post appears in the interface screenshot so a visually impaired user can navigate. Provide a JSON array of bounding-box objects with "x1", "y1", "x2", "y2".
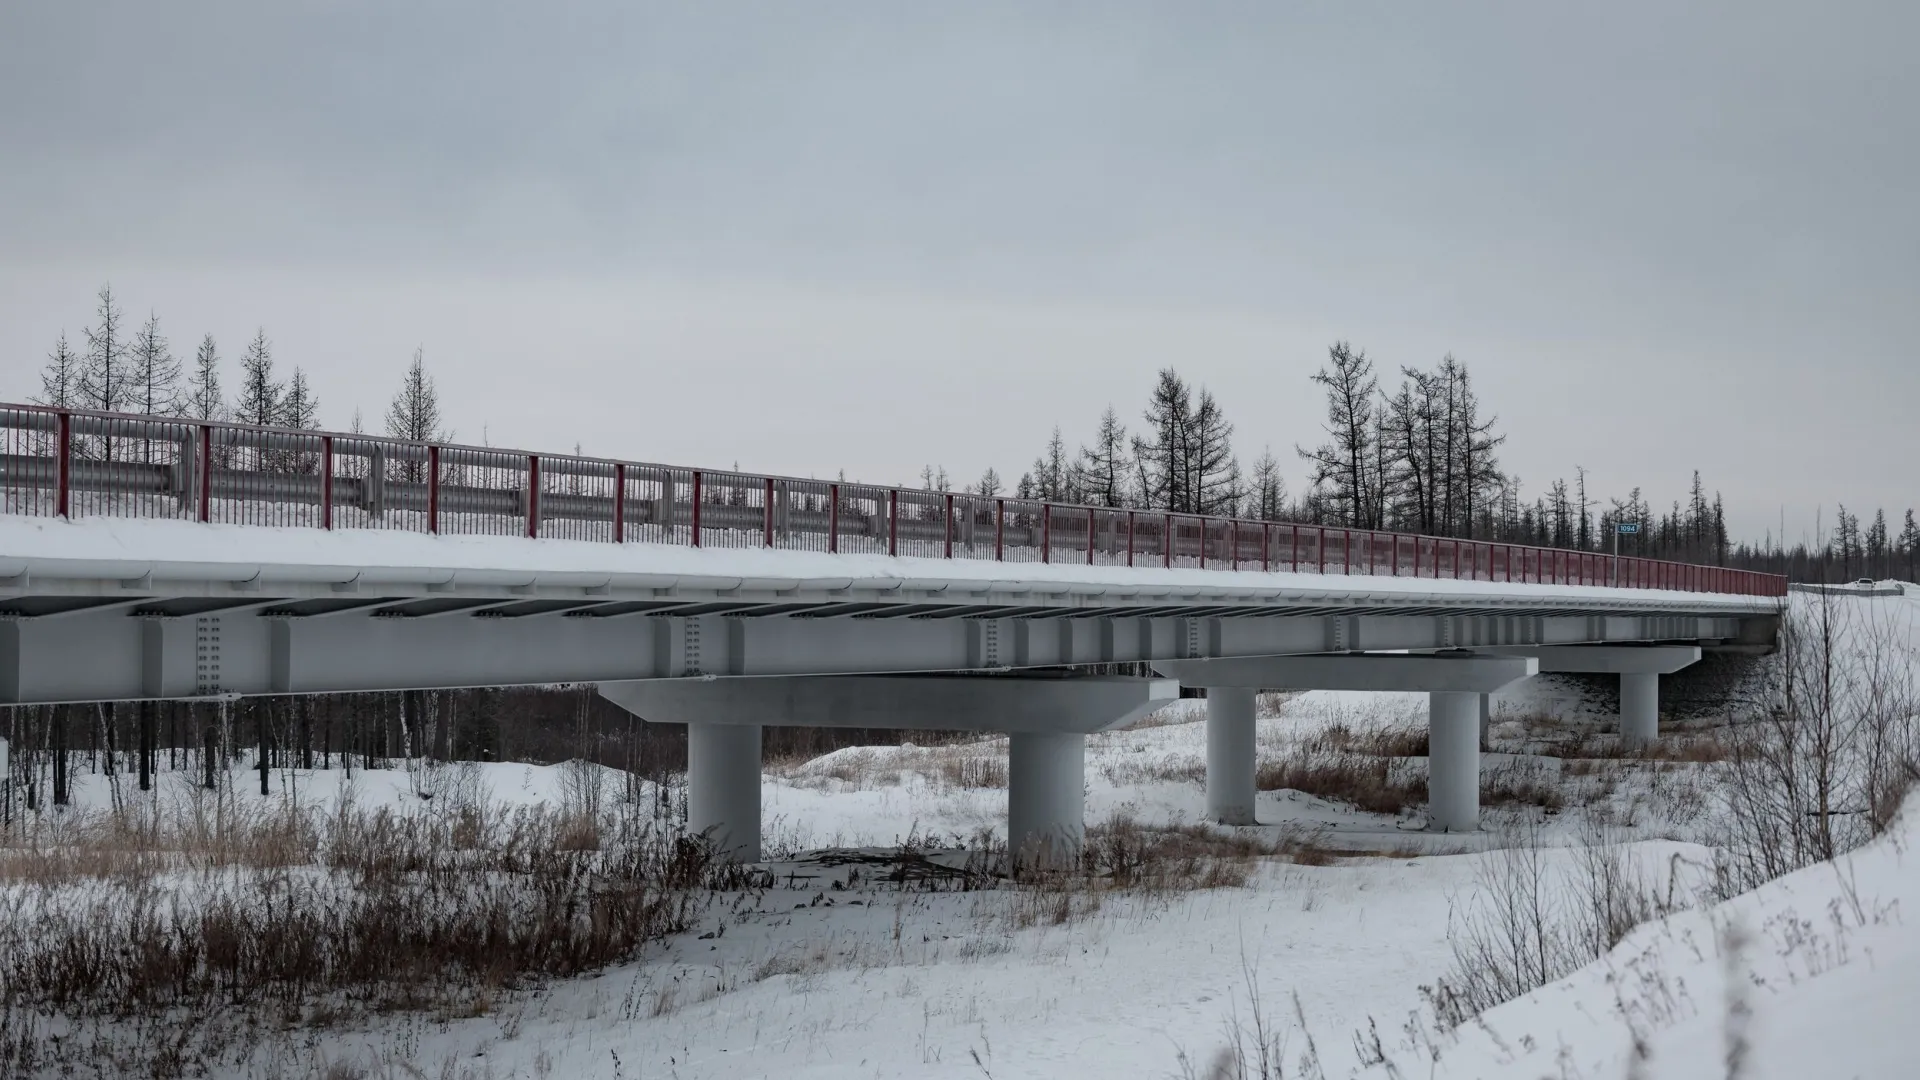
[
  {"x1": 889, "y1": 489, "x2": 900, "y2": 556},
  {"x1": 830, "y1": 483, "x2": 840, "y2": 554},
  {"x1": 994, "y1": 498, "x2": 1004, "y2": 561},
  {"x1": 1344, "y1": 530, "x2": 1352, "y2": 575},
  {"x1": 1292, "y1": 524, "x2": 1301, "y2": 573},
  {"x1": 613, "y1": 463, "x2": 627, "y2": 542},
  {"x1": 427, "y1": 444, "x2": 440, "y2": 534},
  {"x1": 1087, "y1": 508, "x2": 1096, "y2": 565},
  {"x1": 1391, "y1": 534, "x2": 1400, "y2": 576},
  {"x1": 526, "y1": 454, "x2": 541, "y2": 538},
  {"x1": 764, "y1": 477, "x2": 776, "y2": 547},
  {"x1": 1126, "y1": 510, "x2": 1136, "y2": 566},
  {"x1": 690, "y1": 470, "x2": 704, "y2": 546},
  {"x1": 1163, "y1": 514, "x2": 1172, "y2": 569},
  {"x1": 55, "y1": 411, "x2": 71, "y2": 518},
  {"x1": 944, "y1": 493, "x2": 954, "y2": 559},
  {"x1": 1230, "y1": 520, "x2": 1239, "y2": 571},
  {"x1": 1199, "y1": 518, "x2": 1207, "y2": 570},
  {"x1": 1316, "y1": 527, "x2": 1325, "y2": 574},
  {"x1": 1041, "y1": 503, "x2": 1051, "y2": 563},
  {"x1": 320, "y1": 435, "x2": 333, "y2": 530},
  {"x1": 1262, "y1": 522, "x2": 1271, "y2": 572},
  {"x1": 198, "y1": 424, "x2": 212, "y2": 523}
]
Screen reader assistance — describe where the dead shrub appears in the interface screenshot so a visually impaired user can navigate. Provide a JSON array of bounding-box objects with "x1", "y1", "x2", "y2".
[
  {"x1": 996, "y1": 812, "x2": 1281, "y2": 927},
  {"x1": 1255, "y1": 750, "x2": 1427, "y2": 816},
  {"x1": 936, "y1": 754, "x2": 1008, "y2": 790},
  {"x1": 1312, "y1": 722, "x2": 1430, "y2": 758},
  {"x1": 0, "y1": 798, "x2": 733, "y2": 1078}
]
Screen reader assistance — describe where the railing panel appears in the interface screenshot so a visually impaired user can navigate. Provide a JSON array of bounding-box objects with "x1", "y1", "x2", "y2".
[{"x1": 0, "y1": 404, "x2": 1787, "y2": 598}]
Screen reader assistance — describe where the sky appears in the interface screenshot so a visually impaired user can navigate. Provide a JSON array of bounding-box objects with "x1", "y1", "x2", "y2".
[{"x1": 2, "y1": 2, "x2": 1915, "y2": 548}]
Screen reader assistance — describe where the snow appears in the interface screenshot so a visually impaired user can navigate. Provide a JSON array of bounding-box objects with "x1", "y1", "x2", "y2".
[
  {"x1": 0, "y1": 513, "x2": 1778, "y2": 609},
  {"x1": 1358, "y1": 808, "x2": 1920, "y2": 1080}
]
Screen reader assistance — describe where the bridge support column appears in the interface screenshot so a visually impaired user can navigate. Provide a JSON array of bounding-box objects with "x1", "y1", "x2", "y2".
[
  {"x1": 1428, "y1": 691, "x2": 1481, "y2": 833},
  {"x1": 1466, "y1": 647, "x2": 1699, "y2": 754},
  {"x1": 1008, "y1": 731, "x2": 1086, "y2": 870},
  {"x1": 1620, "y1": 673, "x2": 1659, "y2": 751},
  {"x1": 687, "y1": 722, "x2": 763, "y2": 862},
  {"x1": 601, "y1": 675, "x2": 1179, "y2": 870},
  {"x1": 1205, "y1": 687, "x2": 1258, "y2": 825},
  {"x1": 1479, "y1": 693, "x2": 1492, "y2": 750}
]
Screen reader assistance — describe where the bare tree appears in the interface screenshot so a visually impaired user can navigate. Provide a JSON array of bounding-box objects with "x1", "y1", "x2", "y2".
[
  {"x1": 1188, "y1": 388, "x2": 1240, "y2": 516},
  {"x1": 31, "y1": 332, "x2": 83, "y2": 459},
  {"x1": 278, "y1": 367, "x2": 321, "y2": 473},
  {"x1": 127, "y1": 312, "x2": 181, "y2": 418},
  {"x1": 80, "y1": 285, "x2": 131, "y2": 458},
  {"x1": 1075, "y1": 406, "x2": 1133, "y2": 508},
  {"x1": 385, "y1": 347, "x2": 448, "y2": 484},
  {"x1": 234, "y1": 329, "x2": 281, "y2": 472},
  {"x1": 1298, "y1": 341, "x2": 1379, "y2": 528},
  {"x1": 1136, "y1": 368, "x2": 1192, "y2": 513},
  {"x1": 1247, "y1": 447, "x2": 1288, "y2": 521},
  {"x1": 1028, "y1": 425, "x2": 1074, "y2": 502},
  {"x1": 234, "y1": 329, "x2": 281, "y2": 426},
  {"x1": 183, "y1": 334, "x2": 224, "y2": 421}
]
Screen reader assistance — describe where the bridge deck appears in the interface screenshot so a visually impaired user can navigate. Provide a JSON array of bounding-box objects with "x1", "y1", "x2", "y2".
[{"x1": 0, "y1": 515, "x2": 1780, "y2": 621}]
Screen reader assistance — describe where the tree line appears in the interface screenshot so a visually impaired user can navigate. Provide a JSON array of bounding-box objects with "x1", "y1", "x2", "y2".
[
  {"x1": 30, "y1": 284, "x2": 450, "y2": 460},
  {"x1": 943, "y1": 342, "x2": 1916, "y2": 583}
]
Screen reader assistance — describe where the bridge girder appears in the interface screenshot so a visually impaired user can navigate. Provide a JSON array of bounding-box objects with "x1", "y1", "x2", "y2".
[{"x1": 0, "y1": 601, "x2": 1750, "y2": 705}]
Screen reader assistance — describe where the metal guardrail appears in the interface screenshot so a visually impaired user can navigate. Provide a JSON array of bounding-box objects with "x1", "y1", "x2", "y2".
[{"x1": 0, "y1": 403, "x2": 1790, "y2": 597}]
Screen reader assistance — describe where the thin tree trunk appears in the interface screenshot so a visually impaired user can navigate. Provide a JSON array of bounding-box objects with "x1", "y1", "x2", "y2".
[
  {"x1": 204, "y1": 705, "x2": 218, "y2": 790},
  {"x1": 258, "y1": 703, "x2": 270, "y2": 796},
  {"x1": 53, "y1": 705, "x2": 69, "y2": 806},
  {"x1": 300, "y1": 697, "x2": 313, "y2": 771},
  {"x1": 139, "y1": 699, "x2": 153, "y2": 791}
]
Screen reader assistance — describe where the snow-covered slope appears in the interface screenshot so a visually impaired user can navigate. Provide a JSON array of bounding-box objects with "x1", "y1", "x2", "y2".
[{"x1": 1361, "y1": 803, "x2": 1918, "y2": 1080}]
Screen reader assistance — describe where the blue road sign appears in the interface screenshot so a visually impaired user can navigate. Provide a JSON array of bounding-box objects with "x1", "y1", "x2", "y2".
[{"x1": 1617, "y1": 523, "x2": 1640, "y2": 534}]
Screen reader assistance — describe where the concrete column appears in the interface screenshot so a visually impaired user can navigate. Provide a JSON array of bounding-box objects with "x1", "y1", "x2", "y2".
[
  {"x1": 1206, "y1": 686, "x2": 1259, "y2": 826},
  {"x1": 1620, "y1": 672, "x2": 1659, "y2": 751},
  {"x1": 1478, "y1": 693, "x2": 1492, "y2": 750},
  {"x1": 1008, "y1": 731, "x2": 1086, "y2": 869},
  {"x1": 1428, "y1": 691, "x2": 1481, "y2": 832},
  {"x1": 687, "y1": 722, "x2": 763, "y2": 862}
]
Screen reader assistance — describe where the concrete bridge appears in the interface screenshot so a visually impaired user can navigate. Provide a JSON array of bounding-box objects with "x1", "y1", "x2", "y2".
[{"x1": 0, "y1": 403, "x2": 1784, "y2": 862}]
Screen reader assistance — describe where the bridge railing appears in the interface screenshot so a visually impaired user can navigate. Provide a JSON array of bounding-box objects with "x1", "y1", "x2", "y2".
[{"x1": 0, "y1": 403, "x2": 1789, "y2": 597}]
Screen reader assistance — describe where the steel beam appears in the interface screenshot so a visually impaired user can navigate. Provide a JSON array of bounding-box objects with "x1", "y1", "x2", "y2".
[
  {"x1": 1471, "y1": 645, "x2": 1701, "y2": 674},
  {"x1": 598, "y1": 674, "x2": 1181, "y2": 734},
  {"x1": 1155, "y1": 654, "x2": 1538, "y2": 694}
]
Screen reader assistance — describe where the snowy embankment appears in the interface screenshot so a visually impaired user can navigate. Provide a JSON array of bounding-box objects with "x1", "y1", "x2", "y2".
[{"x1": 1360, "y1": 805, "x2": 1918, "y2": 1080}]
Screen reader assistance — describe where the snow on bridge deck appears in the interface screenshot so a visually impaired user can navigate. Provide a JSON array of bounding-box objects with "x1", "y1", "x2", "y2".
[{"x1": 0, "y1": 514, "x2": 1781, "y2": 619}]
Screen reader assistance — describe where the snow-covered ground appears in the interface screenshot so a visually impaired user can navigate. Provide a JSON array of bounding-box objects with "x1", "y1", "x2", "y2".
[{"x1": 7, "y1": 587, "x2": 1916, "y2": 1078}]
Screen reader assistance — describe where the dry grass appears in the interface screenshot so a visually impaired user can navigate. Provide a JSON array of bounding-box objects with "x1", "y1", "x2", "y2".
[
  {"x1": 772, "y1": 740, "x2": 1005, "y2": 793},
  {"x1": 1004, "y1": 822, "x2": 1252, "y2": 927},
  {"x1": 1255, "y1": 751, "x2": 1429, "y2": 816},
  {"x1": 0, "y1": 785, "x2": 744, "y2": 1078}
]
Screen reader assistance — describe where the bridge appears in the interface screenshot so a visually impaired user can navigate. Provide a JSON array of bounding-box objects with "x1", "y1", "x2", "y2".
[{"x1": 0, "y1": 404, "x2": 1784, "y2": 861}]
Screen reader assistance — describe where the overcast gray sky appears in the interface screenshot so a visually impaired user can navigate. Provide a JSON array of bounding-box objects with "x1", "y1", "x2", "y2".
[{"x1": 3, "y1": 2, "x2": 1915, "y2": 547}]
